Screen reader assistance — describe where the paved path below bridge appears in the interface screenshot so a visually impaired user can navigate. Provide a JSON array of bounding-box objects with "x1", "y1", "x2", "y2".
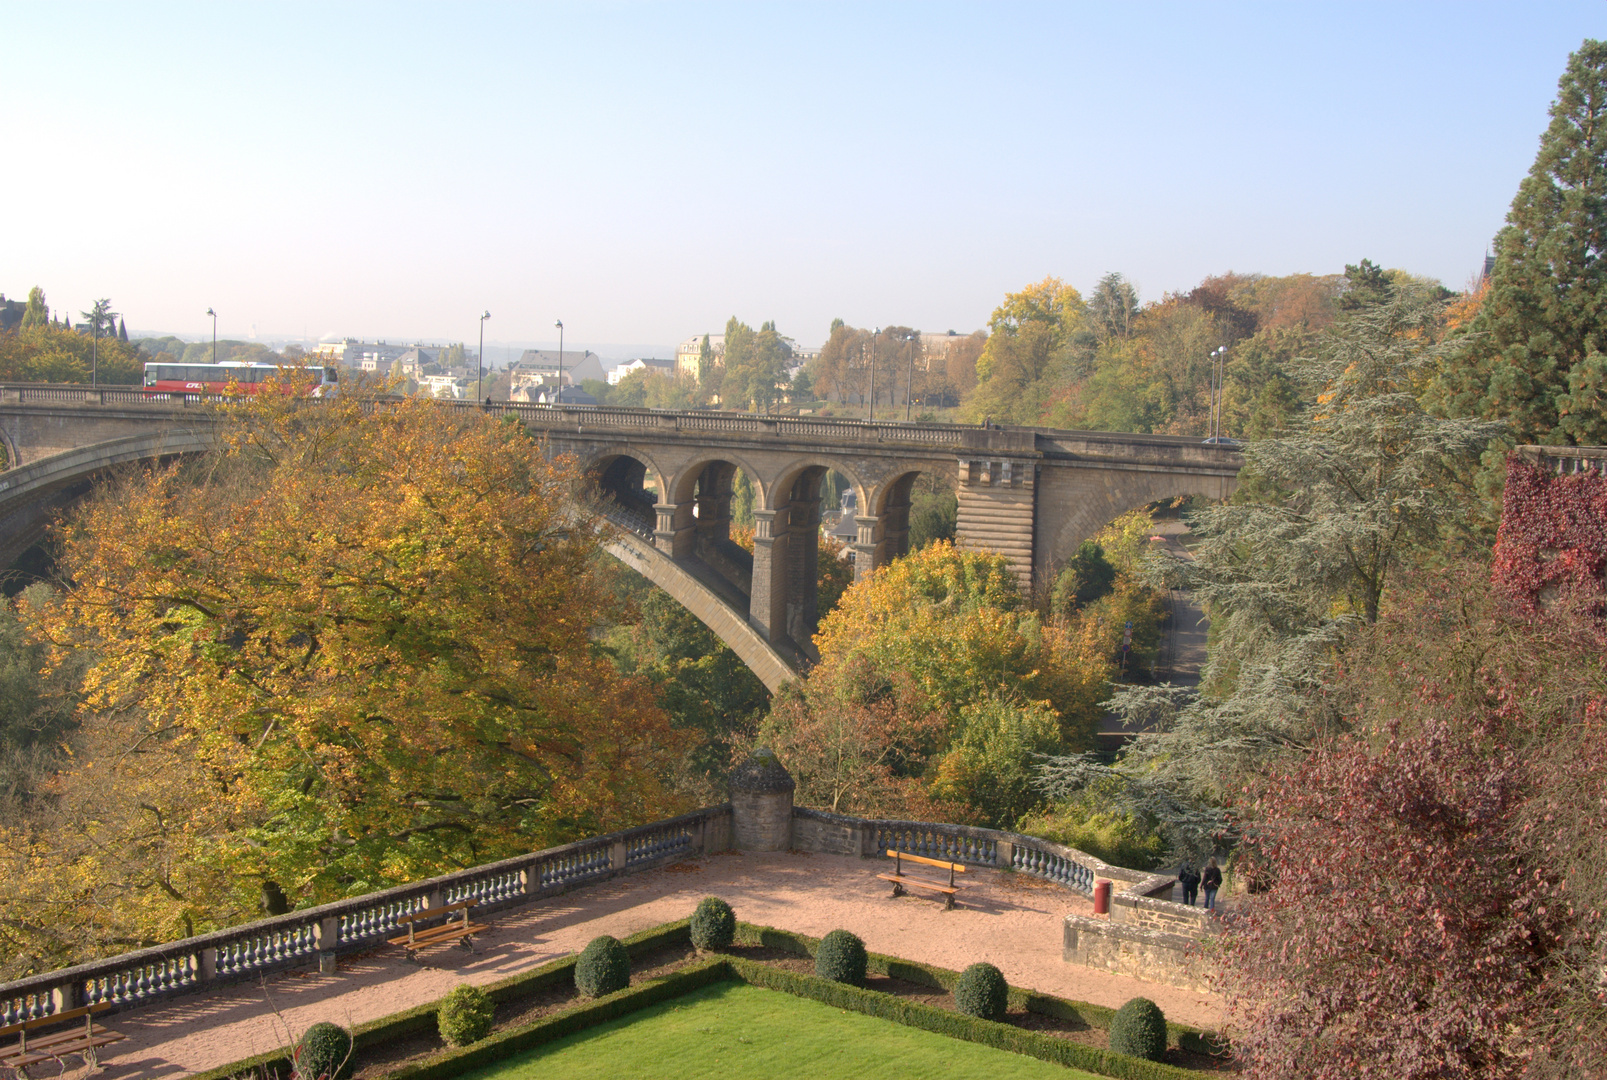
[{"x1": 87, "y1": 851, "x2": 1223, "y2": 1078}]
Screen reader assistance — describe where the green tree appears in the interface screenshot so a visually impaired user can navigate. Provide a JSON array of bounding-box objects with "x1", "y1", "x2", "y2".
[
  {"x1": 697, "y1": 334, "x2": 716, "y2": 395},
  {"x1": 1431, "y1": 39, "x2": 1607, "y2": 461},
  {"x1": 19, "y1": 287, "x2": 48, "y2": 331},
  {"x1": 1041, "y1": 286, "x2": 1503, "y2": 857},
  {"x1": 602, "y1": 577, "x2": 769, "y2": 799},
  {"x1": 1087, "y1": 272, "x2": 1140, "y2": 343},
  {"x1": 1049, "y1": 541, "x2": 1116, "y2": 615}
]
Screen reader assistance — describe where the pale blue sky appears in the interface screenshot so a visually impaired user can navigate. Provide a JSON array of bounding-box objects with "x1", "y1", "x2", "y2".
[{"x1": 3, "y1": 2, "x2": 1602, "y2": 355}]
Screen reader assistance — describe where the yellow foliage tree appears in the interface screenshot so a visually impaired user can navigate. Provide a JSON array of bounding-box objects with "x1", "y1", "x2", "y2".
[{"x1": 0, "y1": 385, "x2": 690, "y2": 976}]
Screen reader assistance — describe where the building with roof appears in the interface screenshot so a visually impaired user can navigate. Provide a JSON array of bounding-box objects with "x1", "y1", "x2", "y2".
[
  {"x1": 675, "y1": 334, "x2": 725, "y2": 380},
  {"x1": 607, "y1": 356, "x2": 677, "y2": 385}
]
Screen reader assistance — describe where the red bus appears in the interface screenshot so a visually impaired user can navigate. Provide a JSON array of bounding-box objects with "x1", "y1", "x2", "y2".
[{"x1": 142, "y1": 362, "x2": 339, "y2": 396}]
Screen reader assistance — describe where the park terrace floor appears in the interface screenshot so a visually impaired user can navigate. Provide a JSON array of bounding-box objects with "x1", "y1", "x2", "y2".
[{"x1": 87, "y1": 850, "x2": 1222, "y2": 1079}]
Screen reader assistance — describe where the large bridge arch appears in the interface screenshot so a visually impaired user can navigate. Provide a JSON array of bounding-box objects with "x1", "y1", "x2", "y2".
[
  {"x1": 1032, "y1": 466, "x2": 1239, "y2": 586},
  {"x1": 0, "y1": 430, "x2": 213, "y2": 570}
]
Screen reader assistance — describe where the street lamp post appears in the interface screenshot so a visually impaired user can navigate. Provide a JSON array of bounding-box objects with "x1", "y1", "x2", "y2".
[
  {"x1": 207, "y1": 308, "x2": 217, "y2": 366},
  {"x1": 554, "y1": 320, "x2": 564, "y2": 405},
  {"x1": 868, "y1": 327, "x2": 879, "y2": 422},
  {"x1": 905, "y1": 331, "x2": 919, "y2": 422},
  {"x1": 1209, "y1": 346, "x2": 1228, "y2": 440},
  {"x1": 478, "y1": 310, "x2": 490, "y2": 402}
]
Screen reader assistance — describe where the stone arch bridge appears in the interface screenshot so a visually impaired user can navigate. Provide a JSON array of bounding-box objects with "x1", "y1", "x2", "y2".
[{"x1": 0, "y1": 386, "x2": 1241, "y2": 690}]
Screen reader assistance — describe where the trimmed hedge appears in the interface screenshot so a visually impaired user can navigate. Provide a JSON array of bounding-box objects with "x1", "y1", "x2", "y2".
[
  {"x1": 574, "y1": 936, "x2": 631, "y2": 998},
  {"x1": 953, "y1": 962, "x2": 1008, "y2": 1021},
  {"x1": 732, "y1": 921, "x2": 1220, "y2": 1054},
  {"x1": 690, "y1": 896, "x2": 737, "y2": 950},
  {"x1": 294, "y1": 1021, "x2": 354, "y2": 1080},
  {"x1": 1109, "y1": 997, "x2": 1168, "y2": 1062},
  {"x1": 814, "y1": 929, "x2": 868, "y2": 985},
  {"x1": 437, "y1": 985, "x2": 495, "y2": 1047},
  {"x1": 726, "y1": 957, "x2": 1194, "y2": 1080},
  {"x1": 193, "y1": 915, "x2": 1225, "y2": 1080}
]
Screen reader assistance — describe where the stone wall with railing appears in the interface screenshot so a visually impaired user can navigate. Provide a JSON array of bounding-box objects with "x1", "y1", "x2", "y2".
[
  {"x1": 2, "y1": 795, "x2": 1210, "y2": 1026},
  {"x1": 0, "y1": 807, "x2": 728, "y2": 1027}
]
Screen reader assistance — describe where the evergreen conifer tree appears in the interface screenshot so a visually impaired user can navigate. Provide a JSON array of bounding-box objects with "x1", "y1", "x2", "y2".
[{"x1": 1432, "y1": 39, "x2": 1607, "y2": 455}]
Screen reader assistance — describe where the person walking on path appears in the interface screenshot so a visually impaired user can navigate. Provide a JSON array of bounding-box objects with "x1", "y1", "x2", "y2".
[
  {"x1": 1202, "y1": 858, "x2": 1222, "y2": 911},
  {"x1": 1179, "y1": 863, "x2": 1201, "y2": 906}
]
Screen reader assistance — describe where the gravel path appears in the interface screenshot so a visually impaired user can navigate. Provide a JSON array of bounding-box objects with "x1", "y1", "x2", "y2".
[{"x1": 85, "y1": 851, "x2": 1222, "y2": 1078}]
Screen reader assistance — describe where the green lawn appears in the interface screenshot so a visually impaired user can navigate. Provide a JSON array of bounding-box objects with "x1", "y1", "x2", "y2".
[{"x1": 455, "y1": 981, "x2": 1104, "y2": 1080}]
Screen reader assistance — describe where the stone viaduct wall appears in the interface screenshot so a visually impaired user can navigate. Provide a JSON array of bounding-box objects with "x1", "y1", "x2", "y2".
[{"x1": 0, "y1": 388, "x2": 1241, "y2": 680}]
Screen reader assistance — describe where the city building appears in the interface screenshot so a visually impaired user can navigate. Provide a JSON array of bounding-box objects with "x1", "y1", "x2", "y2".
[
  {"x1": 675, "y1": 334, "x2": 724, "y2": 380},
  {"x1": 606, "y1": 356, "x2": 677, "y2": 385},
  {"x1": 509, "y1": 348, "x2": 607, "y2": 389}
]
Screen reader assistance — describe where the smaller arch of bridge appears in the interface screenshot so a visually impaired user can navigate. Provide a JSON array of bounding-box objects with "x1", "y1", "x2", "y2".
[
  {"x1": 576, "y1": 443, "x2": 670, "y2": 498},
  {"x1": 761, "y1": 455, "x2": 868, "y2": 514},
  {"x1": 666, "y1": 451, "x2": 769, "y2": 508}
]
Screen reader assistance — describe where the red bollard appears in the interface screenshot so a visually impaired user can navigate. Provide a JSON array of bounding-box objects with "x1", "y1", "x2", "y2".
[{"x1": 1093, "y1": 878, "x2": 1112, "y2": 916}]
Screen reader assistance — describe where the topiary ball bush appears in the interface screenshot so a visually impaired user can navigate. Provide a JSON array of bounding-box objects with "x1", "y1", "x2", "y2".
[
  {"x1": 294, "y1": 1021, "x2": 354, "y2": 1080},
  {"x1": 814, "y1": 929, "x2": 868, "y2": 985},
  {"x1": 953, "y1": 962, "x2": 1008, "y2": 1021},
  {"x1": 575, "y1": 934, "x2": 631, "y2": 998},
  {"x1": 1108, "y1": 996, "x2": 1168, "y2": 1061},
  {"x1": 437, "y1": 984, "x2": 495, "y2": 1047},
  {"x1": 690, "y1": 896, "x2": 736, "y2": 951}
]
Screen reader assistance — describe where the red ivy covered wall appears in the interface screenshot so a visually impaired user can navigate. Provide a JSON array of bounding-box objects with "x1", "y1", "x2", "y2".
[{"x1": 1493, "y1": 454, "x2": 1607, "y2": 612}]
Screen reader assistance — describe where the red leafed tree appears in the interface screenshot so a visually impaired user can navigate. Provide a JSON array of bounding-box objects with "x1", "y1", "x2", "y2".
[
  {"x1": 1492, "y1": 454, "x2": 1607, "y2": 615},
  {"x1": 1223, "y1": 719, "x2": 1561, "y2": 1080}
]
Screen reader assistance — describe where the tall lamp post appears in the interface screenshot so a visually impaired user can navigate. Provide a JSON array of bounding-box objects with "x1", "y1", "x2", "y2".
[
  {"x1": 905, "y1": 331, "x2": 919, "y2": 421},
  {"x1": 554, "y1": 319, "x2": 564, "y2": 405},
  {"x1": 207, "y1": 308, "x2": 217, "y2": 366},
  {"x1": 478, "y1": 310, "x2": 491, "y2": 401},
  {"x1": 1209, "y1": 345, "x2": 1227, "y2": 440},
  {"x1": 868, "y1": 326, "x2": 879, "y2": 422}
]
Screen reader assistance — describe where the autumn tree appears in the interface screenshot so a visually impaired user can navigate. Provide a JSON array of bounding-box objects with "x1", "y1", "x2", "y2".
[
  {"x1": 1431, "y1": 39, "x2": 1607, "y2": 462},
  {"x1": 766, "y1": 543, "x2": 1114, "y2": 823},
  {"x1": 1222, "y1": 561, "x2": 1607, "y2": 1079},
  {"x1": 966, "y1": 277, "x2": 1089, "y2": 424},
  {"x1": 0, "y1": 384, "x2": 689, "y2": 973}
]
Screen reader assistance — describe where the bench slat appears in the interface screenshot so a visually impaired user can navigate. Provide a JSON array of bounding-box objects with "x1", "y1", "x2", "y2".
[
  {"x1": 882, "y1": 850, "x2": 967, "y2": 873},
  {"x1": 877, "y1": 873, "x2": 959, "y2": 895}
]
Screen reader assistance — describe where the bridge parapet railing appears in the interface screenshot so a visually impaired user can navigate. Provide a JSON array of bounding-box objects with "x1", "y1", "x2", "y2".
[{"x1": 0, "y1": 805, "x2": 727, "y2": 1026}]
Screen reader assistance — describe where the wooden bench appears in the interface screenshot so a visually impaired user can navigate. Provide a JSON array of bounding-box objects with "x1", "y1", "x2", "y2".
[
  {"x1": 877, "y1": 850, "x2": 968, "y2": 910},
  {"x1": 0, "y1": 1003, "x2": 126, "y2": 1070},
  {"x1": 386, "y1": 899, "x2": 484, "y2": 960}
]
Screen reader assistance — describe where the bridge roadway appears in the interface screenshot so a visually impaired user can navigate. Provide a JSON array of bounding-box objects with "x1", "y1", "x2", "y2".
[{"x1": 0, "y1": 385, "x2": 1242, "y2": 689}]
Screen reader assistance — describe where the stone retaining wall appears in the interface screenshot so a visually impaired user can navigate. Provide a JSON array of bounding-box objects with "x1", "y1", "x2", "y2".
[{"x1": 1063, "y1": 914, "x2": 1211, "y2": 992}]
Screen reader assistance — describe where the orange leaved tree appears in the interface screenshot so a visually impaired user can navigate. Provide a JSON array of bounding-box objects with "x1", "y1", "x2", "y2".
[{"x1": 0, "y1": 388, "x2": 688, "y2": 973}]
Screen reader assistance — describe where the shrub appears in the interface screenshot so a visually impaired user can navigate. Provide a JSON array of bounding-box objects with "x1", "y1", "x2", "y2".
[
  {"x1": 574, "y1": 935, "x2": 631, "y2": 998},
  {"x1": 1109, "y1": 996, "x2": 1168, "y2": 1061},
  {"x1": 436, "y1": 984, "x2": 495, "y2": 1047},
  {"x1": 690, "y1": 896, "x2": 736, "y2": 951},
  {"x1": 293, "y1": 1021, "x2": 353, "y2": 1080},
  {"x1": 814, "y1": 929, "x2": 868, "y2": 985},
  {"x1": 953, "y1": 962, "x2": 1008, "y2": 1020}
]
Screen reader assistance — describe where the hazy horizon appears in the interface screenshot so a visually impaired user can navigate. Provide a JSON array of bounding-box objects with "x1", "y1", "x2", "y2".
[{"x1": 6, "y1": 2, "x2": 1603, "y2": 350}]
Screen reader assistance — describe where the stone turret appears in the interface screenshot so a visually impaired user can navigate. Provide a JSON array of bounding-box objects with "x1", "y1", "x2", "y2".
[{"x1": 729, "y1": 747, "x2": 794, "y2": 851}]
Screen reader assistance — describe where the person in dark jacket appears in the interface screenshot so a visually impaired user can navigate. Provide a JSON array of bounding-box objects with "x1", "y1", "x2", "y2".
[
  {"x1": 1202, "y1": 858, "x2": 1223, "y2": 910},
  {"x1": 1179, "y1": 863, "x2": 1201, "y2": 906}
]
